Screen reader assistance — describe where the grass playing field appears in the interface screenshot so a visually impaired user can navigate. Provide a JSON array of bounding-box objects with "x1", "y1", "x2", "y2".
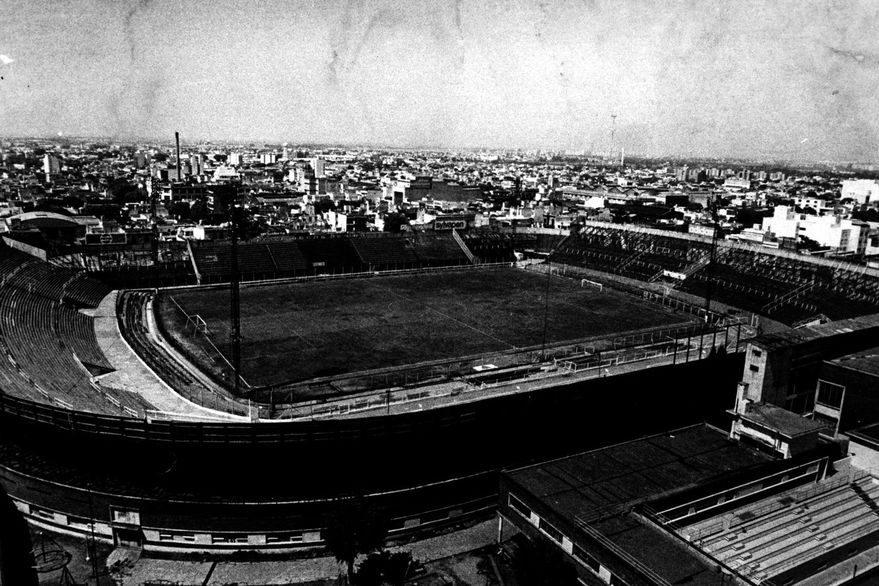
[{"x1": 158, "y1": 267, "x2": 694, "y2": 387}]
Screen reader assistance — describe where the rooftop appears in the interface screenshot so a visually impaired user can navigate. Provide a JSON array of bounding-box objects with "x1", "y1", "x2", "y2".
[
  {"x1": 847, "y1": 422, "x2": 879, "y2": 449},
  {"x1": 750, "y1": 313, "x2": 879, "y2": 352},
  {"x1": 504, "y1": 424, "x2": 775, "y2": 586},
  {"x1": 505, "y1": 424, "x2": 770, "y2": 520},
  {"x1": 829, "y1": 346, "x2": 879, "y2": 377},
  {"x1": 737, "y1": 402, "x2": 826, "y2": 439}
]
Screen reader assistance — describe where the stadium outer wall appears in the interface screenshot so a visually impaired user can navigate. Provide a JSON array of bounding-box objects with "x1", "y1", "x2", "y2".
[{"x1": 0, "y1": 353, "x2": 744, "y2": 554}]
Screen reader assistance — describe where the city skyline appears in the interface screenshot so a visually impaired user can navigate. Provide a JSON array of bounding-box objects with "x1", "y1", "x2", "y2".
[{"x1": 2, "y1": 0, "x2": 879, "y2": 162}]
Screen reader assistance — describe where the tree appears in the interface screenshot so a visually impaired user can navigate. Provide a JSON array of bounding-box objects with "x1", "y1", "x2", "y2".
[
  {"x1": 355, "y1": 550, "x2": 417, "y2": 586},
  {"x1": 383, "y1": 551, "x2": 416, "y2": 585},
  {"x1": 323, "y1": 498, "x2": 389, "y2": 581},
  {"x1": 106, "y1": 177, "x2": 141, "y2": 204},
  {"x1": 190, "y1": 200, "x2": 208, "y2": 223},
  {"x1": 383, "y1": 212, "x2": 409, "y2": 233}
]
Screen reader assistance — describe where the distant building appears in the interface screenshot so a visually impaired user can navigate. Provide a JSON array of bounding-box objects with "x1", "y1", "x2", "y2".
[
  {"x1": 762, "y1": 205, "x2": 864, "y2": 254},
  {"x1": 686, "y1": 167, "x2": 707, "y2": 183},
  {"x1": 793, "y1": 195, "x2": 831, "y2": 213},
  {"x1": 841, "y1": 179, "x2": 879, "y2": 205},
  {"x1": 393, "y1": 176, "x2": 479, "y2": 204},
  {"x1": 42, "y1": 154, "x2": 60, "y2": 175},
  {"x1": 212, "y1": 166, "x2": 240, "y2": 182},
  {"x1": 325, "y1": 210, "x2": 367, "y2": 232},
  {"x1": 134, "y1": 151, "x2": 149, "y2": 169},
  {"x1": 723, "y1": 177, "x2": 751, "y2": 191},
  {"x1": 311, "y1": 157, "x2": 325, "y2": 179},
  {"x1": 189, "y1": 154, "x2": 204, "y2": 176},
  {"x1": 735, "y1": 314, "x2": 879, "y2": 436},
  {"x1": 769, "y1": 171, "x2": 786, "y2": 182},
  {"x1": 159, "y1": 182, "x2": 209, "y2": 203}
]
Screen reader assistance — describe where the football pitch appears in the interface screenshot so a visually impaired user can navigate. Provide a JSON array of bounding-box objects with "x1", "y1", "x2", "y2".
[{"x1": 158, "y1": 267, "x2": 695, "y2": 387}]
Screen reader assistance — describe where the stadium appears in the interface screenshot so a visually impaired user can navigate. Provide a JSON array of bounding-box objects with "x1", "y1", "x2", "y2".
[{"x1": 2, "y1": 224, "x2": 879, "y2": 557}]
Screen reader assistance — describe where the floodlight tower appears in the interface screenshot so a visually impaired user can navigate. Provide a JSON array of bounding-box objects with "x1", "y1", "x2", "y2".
[
  {"x1": 229, "y1": 193, "x2": 242, "y2": 396},
  {"x1": 704, "y1": 194, "x2": 721, "y2": 316},
  {"x1": 148, "y1": 176, "x2": 159, "y2": 264}
]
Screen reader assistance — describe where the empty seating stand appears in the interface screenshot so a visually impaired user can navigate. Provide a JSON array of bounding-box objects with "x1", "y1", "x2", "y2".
[
  {"x1": 350, "y1": 236, "x2": 420, "y2": 270},
  {"x1": 0, "y1": 244, "x2": 149, "y2": 416},
  {"x1": 545, "y1": 224, "x2": 879, "y2": 325},
  {"x1": 684, "y1": 475, "x2": 879, "y2": 583},
  {"x1": 265, "y1": 242, "x2": 308, "y2": 276},
  {"x1": 461, "y1": 232, "x2": 518, "y2": 263},
  {"x1": 295, "y1": 238, "x2": 362, "y2": 273},
  {"x1": 410, "y1": 232, "x2": 470, "y2": 266},
  {"x1": 192, "y1": 242, "x2": 278, "y2": 282}
]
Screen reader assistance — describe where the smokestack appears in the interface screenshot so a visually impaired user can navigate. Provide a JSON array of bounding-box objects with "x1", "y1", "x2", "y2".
[{"x1": 175, "y1": 131, "x2": 181, "y2": 180}]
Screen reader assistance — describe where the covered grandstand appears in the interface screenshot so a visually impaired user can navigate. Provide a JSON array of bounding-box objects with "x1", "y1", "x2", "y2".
[{"x1": 550, "y1": 221, "x2": 879, "y2": 325}]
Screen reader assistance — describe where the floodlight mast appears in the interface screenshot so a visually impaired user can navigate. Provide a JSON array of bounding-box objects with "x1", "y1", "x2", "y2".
[
  {"x1": 230, "y1": 191, "x2": 242, "y2": 396},
  {"x1": 704, "y1": 194, "x2": 721, "y2": 318}
]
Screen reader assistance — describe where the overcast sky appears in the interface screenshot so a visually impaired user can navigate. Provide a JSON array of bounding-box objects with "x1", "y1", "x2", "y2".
[{"x1": 2, "y1": 0, "x2": 878, "y2": 161}]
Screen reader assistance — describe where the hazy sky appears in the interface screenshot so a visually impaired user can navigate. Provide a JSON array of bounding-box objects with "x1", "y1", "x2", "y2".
[{"x1": 2, "y1": 0, "x2": 878, "y2": 161}]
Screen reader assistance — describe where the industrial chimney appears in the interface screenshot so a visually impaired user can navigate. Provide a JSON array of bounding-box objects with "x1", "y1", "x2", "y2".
[{"x1": 175, "y1": 131, "x2": 181, "y2": 180}]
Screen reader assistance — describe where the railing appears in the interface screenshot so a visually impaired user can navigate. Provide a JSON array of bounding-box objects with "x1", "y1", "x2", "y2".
[
  {"x1": 162, "y1": 261, "x2": 515, "y2": 292},
  {"x1": 451, "y1": 228, "x2": 476, "y2": 264},
  {"x1": 574, "y1": 517, "x2": 676, "y2": 586},
  {"x1": 761, "y1": 280, "x2": 816, "y2": 313}
]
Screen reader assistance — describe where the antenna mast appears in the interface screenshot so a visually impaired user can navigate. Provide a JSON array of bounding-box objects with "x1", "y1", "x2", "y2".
[{"x1": 610, "y1": 114, "x2": 617, "y2": 161}]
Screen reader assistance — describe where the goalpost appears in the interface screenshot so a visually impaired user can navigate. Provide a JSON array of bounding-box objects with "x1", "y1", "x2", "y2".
[{"x1": 581, "y1": 279, "x2": 603, "y2": 293}]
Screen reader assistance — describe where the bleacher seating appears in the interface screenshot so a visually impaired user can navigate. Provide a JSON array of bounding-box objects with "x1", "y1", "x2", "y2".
[
  {"x1": 0, "y1": 244, "x2": 149, "y2": 416},
  {"x1": 192, "y1": 242, "x2": 278, "y2": 281},
  {"x1": 296, "y1": 238, "x2": 362, "y2": 273},
  {"x1": 265, "y1": 241, "x2": 308, "y2": 275},
  {"x1": 547, "y1": 224, "x2": 879, "y2": 325},
  {"x1": 410, "y1": 232, "x2": 470, "y2": 265},
  {"x1": 684, "y1": 474, "x2": 879, "y2": 582},
  {"x1": 62, "y1": 273, "x2": 112, "y2": 308},
  {"x1": 550, "y1": 225, "x2": 708, "y2": 283},
  {"x1": 350, "y1": 236, "x2": 420, "y2": 269},
  {"x1": 461, "y1": 232, "x2": 519, "y2": 263}
]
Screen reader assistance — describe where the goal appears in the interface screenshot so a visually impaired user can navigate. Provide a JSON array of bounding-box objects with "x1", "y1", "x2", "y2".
[{"x1": 581, "y1": 279, "x2": 603, "y2": 293}]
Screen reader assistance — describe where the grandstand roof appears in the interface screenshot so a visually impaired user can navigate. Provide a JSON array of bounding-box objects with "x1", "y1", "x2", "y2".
[
  {"x1": 751, "y1": 313, "x2": 879, "y2": 351},
  {"x1": 505, "y1": 424, "x2": 770, "y2": 520},
  {"x1": 847, "y1": 422, "x2": 879, "y2": 449},
  {"x1": 828, "y1": 345, "x2": 879, "y2": 376},
  {"x1": 5, "y1": 211, "x2": 78, "y2": 226},
  {"x1": 503, "y1": 425, "x2": 775, "y2": 586}
]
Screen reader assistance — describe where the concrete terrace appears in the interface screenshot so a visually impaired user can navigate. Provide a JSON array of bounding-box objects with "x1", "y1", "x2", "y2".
[
  {"x1": 682, "y1": 471, "x2": 879, "y2": 583},
  {"x1": 93, "y1": 291, "x2": 247, "y2": 422}
]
